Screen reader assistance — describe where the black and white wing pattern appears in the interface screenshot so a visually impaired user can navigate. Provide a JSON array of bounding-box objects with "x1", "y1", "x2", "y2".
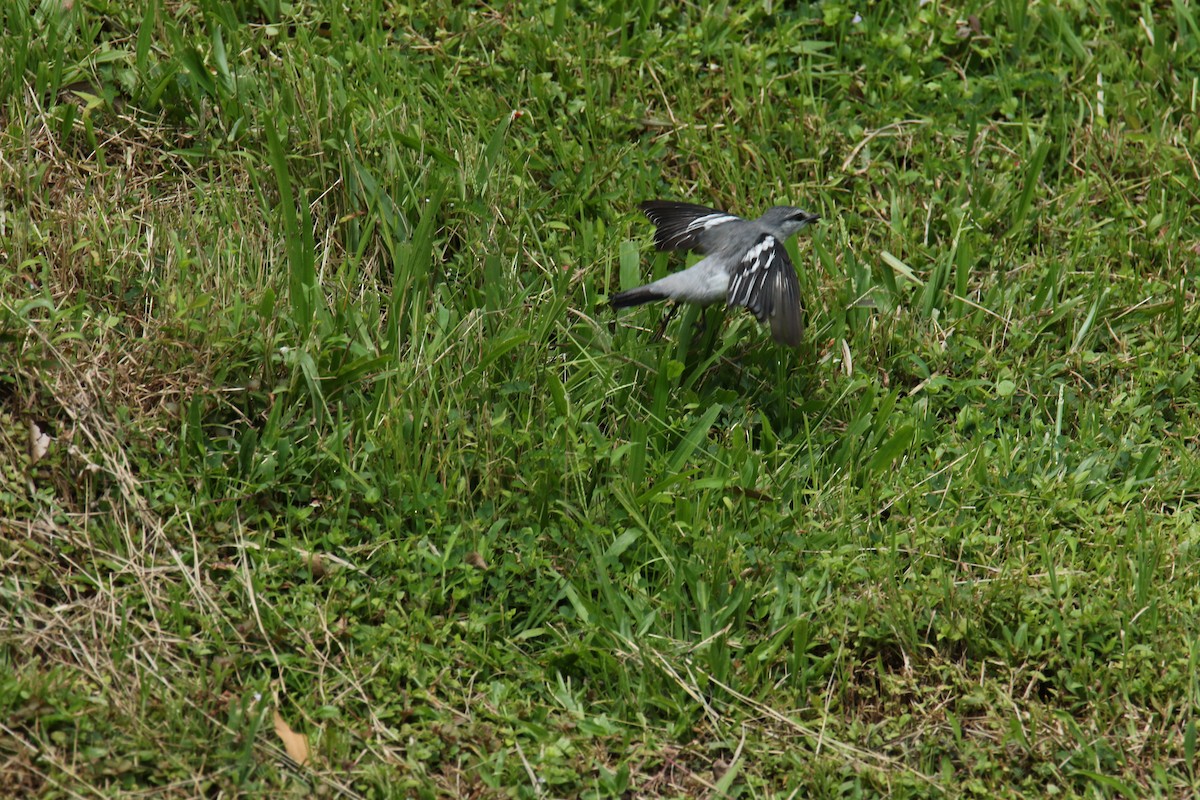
[
  {"x1": 726, "y1": 233, "x2": 804, "y2": 348},
  {"x1": 639, "y1": 200, "x2": 743, "y2": 254}
]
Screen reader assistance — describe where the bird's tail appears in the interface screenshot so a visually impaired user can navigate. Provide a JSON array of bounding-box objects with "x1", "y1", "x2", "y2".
[{"x1": 610, "y1": 285, "x2": 667, "y2": 309}]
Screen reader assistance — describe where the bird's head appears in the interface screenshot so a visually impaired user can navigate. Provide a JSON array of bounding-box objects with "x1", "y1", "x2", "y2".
[{"x1": 762, "y1": 206, "x2": 821, "y2": 238}]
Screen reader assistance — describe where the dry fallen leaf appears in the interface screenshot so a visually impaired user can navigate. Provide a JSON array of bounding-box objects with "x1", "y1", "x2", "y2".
[
  {"x1": 292, "y1": 547, "x2": 359, "y2": 577},
  {"x1": 464, "y1": 551, "x2": 489, "y2": 570},
  {"x1": 28, "y1": 421, "x2": 50, "y2": 464},
  {"x1": 273, "y1": 710, "x2": 311, "y2": 766},
  {"x1": 299, "y1": 549, "x2": 326, "y2": 578}
]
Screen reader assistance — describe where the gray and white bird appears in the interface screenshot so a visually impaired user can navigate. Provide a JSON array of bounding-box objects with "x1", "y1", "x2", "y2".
[{"x1": 611, "y1": 200, "x2": 820, "y2": 348}]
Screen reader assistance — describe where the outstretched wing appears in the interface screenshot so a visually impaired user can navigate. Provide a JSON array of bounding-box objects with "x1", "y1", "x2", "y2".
[
  {"x1": 726, "y1": 233, "x2": 804, "y2": 348},
  {"x1": 639, "y1": 200, "x2": 743, "y2": 254}
]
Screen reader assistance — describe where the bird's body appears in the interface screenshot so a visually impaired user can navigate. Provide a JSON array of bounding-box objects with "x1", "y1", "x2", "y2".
[
  {"x1": 616, "y1": 253, "x2": 729, "y2": 305},
  {"x1": 612, "y1": 200, "x2": 819, "y2": 348}
]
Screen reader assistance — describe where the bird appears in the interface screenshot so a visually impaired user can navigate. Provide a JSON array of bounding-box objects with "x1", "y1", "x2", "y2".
[{"x1": 611, "y1": 200, "x2": 820, "y2": 348}]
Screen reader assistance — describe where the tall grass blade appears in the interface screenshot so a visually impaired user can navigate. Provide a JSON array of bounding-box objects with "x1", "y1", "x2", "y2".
[
  {"x1": 666, "y1": 403, "x2": 722, "y2": 474},
  {"x1": 475, "y1": 114, "x2": 512, "y2": 193},
  {"x1": 1008, "y1": 138, "x2": 1052, "y2": 238},
  {"x1": 391, "y1": 185, "x2": 445, "y2": 352},
  {"x1": 265, "y1": 114, "x2": 317, "y2": 336}
]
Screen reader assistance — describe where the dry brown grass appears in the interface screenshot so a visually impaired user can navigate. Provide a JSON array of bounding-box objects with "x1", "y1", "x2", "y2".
[{"x1": 0, "y1": 87, "x2": 359, "y2": 795}]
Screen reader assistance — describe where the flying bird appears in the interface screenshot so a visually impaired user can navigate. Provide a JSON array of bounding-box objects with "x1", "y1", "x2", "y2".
[{"x1": 611, "y1": 200, "x2": 819, "y2": 348}]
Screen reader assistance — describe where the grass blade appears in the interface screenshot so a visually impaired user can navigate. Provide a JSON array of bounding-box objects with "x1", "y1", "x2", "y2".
[
  {"x1": 666, "y1": 403, "x2": 722, "y2": 474},
  {"x1": 264, "y1": 113, "x2": 317, "y2": 335},
  {"x1": 1008, "y1": 137, "x2": 1052, "y2": 238}
]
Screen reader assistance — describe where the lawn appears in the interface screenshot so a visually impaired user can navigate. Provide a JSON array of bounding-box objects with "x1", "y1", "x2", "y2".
[{"x1": 2, "y1": 0, "x2": 1200, "y2": 797}]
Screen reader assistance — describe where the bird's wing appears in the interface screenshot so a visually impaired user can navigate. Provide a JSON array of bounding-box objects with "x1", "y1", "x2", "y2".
[
  {"x1": 639, "y1": 200, "x2": 743, "y2": 254},
  {"x1": 726, "y1": 233, "x2": 804, "y2": 348}
]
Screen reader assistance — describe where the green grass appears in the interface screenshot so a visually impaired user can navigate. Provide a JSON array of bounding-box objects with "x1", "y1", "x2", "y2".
[{"x1": 2, "y1": 0, "x2": 1199, "y2": 796}]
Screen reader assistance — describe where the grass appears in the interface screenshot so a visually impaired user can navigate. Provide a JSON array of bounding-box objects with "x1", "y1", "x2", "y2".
[{"x1": 2, "y1": 0, "x2": 1199, "y2": 796}]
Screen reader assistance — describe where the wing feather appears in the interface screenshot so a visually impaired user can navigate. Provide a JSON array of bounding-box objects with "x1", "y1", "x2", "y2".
[
  {"x1": 639, "y1": 200, "x2": 742, "y2": 253},
  {"x1": 726, "y1": 233, "x2": 804, "y2": 348}
]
